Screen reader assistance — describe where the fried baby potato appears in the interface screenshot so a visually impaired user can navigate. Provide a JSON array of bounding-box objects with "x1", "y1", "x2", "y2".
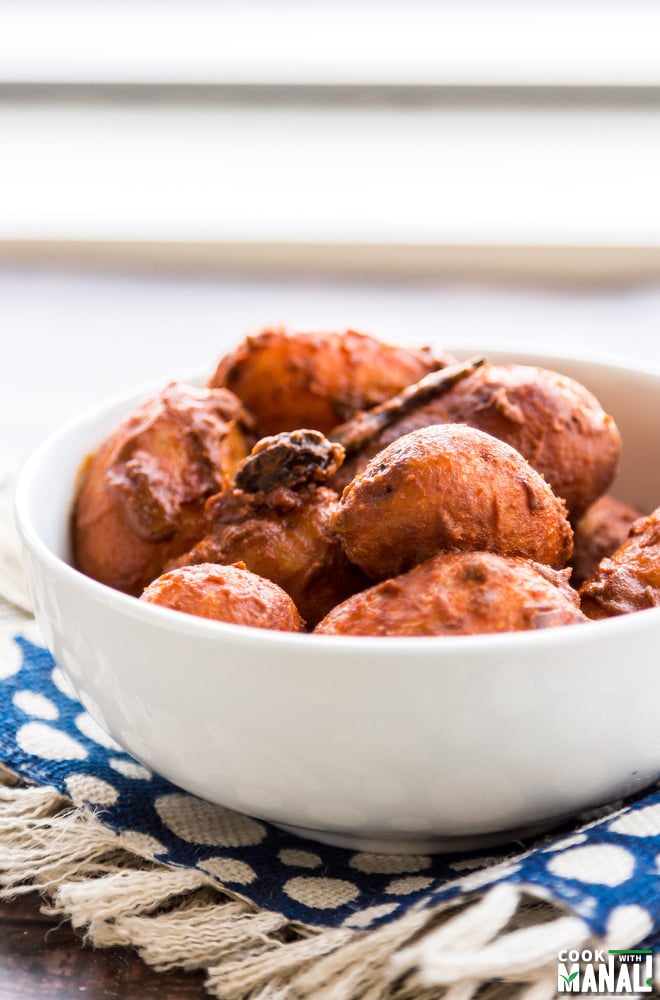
[
  {"x1": 169, "y1": 484, "x2": 367, "y2": 629},
  {"x1": 315, "y1": 552, "x2": 586, "y2": 636},
  {"x1": 332, "y1": 424, "x2": 573, "y2": 580},
  {"x1": 169, "y1": 429, "x2": 367, "y2": 627},
  {"x1": 209, "y1": 326, "x2": 449, "y2": 435},
  {"x1": 141, "y1": 563, "x2": 304, "y2": 631},
  {"x1": 73, "y1": 384, "x2": 254, "y2": 595},
  {"x1": 570, "y1": 495, "x2": 645, "y2": 587},
  {"x1": 579, "y1": 507, "x2": 660, "y2": 618},
  {"x1": 332, "y1": 364, "x2": 620, "y2": 519}
]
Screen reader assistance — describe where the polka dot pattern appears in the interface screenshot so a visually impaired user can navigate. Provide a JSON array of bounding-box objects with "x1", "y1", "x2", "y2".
[
  {"x1": 155, "y1": 794, "x2": 266, "y2": 847},
  {"x1": 385, "y1": 876, "x2": 434, "y2": 896},
  {"x1": 65, "y1": 774, "x2": 118, "y2": 807},
  {"x1": 199, "y1": 857, "x2": 257, "y2": 885},
  {"x1": 13, "y1": 690, "x2": 58, "y2": 720},
  {"x1": 109, "y1": 758, "x2": 152, "y2": 781},
  {"x1": 547, "y1": 844, "x2": 635, "y2": 887},
  {"x1": 17, "y1": 721, "x2": 87, "y2": 761},
  {"x1": 119, "y1": 830, "x2": 166, "y2": 856},
  {"x1": 284, "y1": 877, "x2": 359, "y2": 909},
  {"x1": 609, "y1": 804, "x2": 660, "y2": 837},
  {"x1": 2, "y1": 634, "x2": 660, "y2": 938},
  {"x1": 279, "y1": 849, "x2": 321, "y2": 869}
]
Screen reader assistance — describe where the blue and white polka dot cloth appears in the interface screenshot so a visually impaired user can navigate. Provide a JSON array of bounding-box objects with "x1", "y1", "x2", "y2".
[{"x1": 2, "y1": 630, "x2": 660, "y2": 946}]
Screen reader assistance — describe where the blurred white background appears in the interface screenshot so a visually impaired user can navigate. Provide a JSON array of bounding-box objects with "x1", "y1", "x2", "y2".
[{"x1": 2, "y1": 0, "x2": 660, "y2": 459}]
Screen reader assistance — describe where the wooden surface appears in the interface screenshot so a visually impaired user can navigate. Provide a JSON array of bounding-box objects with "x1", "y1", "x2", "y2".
[{"x1": 0, "y1": 892, "x2": 209, "y2": 999}]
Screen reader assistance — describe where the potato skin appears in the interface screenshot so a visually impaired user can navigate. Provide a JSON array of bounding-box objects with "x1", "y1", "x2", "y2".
[
  {"x1": 209, "y1": 326, "x2": 448, "y2": 435},
  {"x1": 315, "y1": 552, "x2": 585, "y2": 636},
  {"x1": 141, "y1": 563, "x2": 304, "y2": 631},
  {"x1": 332, "y1": 363, "x2": 620, "y2": 519},
  {"x1": 579, "y1": 507, "x2": 660, "y2": 618},
  {"x1": 73, "y1": 383, "x2": 254, "y2": 595},
  {"x1": 332, "y1": 424, "x2": 573, "y2": 580},
  {"x1": 168, "y1": 485, "x2": 368, "y2": 628},
  {"x1": 570, "y1": 495, "x2": 644, "y2": 587}
]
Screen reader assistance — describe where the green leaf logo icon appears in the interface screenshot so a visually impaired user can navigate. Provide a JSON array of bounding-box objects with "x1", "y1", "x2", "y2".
[{"x1": 560, "y1": 971, "x2": 579, "y2": 985}]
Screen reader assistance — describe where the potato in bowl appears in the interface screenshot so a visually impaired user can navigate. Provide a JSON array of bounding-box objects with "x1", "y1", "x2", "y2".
[{"x1": 14, "y1": 344, "x2": 660, "y2": 853}]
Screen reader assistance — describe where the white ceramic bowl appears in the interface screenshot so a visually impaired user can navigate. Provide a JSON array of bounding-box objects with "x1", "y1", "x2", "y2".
[{"x1": 15, "y1": 347, "x2": 660, "y2": 854}]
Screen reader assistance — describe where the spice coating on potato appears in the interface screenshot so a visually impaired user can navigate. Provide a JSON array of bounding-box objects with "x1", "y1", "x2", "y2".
[
  {"x1": 570, "y1": 495, "x2": 645, "y2": 587},
  {"x1": 209, "y1": 326, "x2": 449, "y2": 435},
  {"x1": 73, "y1": 384, "x2": 255, "y2": 595},
  {"x1": 141, "y1": 563, "x2": 304, "y2": 631},
  {"x1": 579, "y1": 507, "x2": 660, "y2": 618},
  {"x1": 315, "y1": 552, "x2": 585, "y2": 636},
  {"x1": 332, "y1": 363, "x2": 620, "y2": 519},
  {"x1": 169, "y1": 484, "x2": 367, "y2": 628},
  {"x1": 332, "y1": 424, "x2": 573, "y2": 581}
]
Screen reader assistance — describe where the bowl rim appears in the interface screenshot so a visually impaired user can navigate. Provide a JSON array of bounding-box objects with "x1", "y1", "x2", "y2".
[{"x1": 15, "y1": 343, "x2": 660, "y2": 655}]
